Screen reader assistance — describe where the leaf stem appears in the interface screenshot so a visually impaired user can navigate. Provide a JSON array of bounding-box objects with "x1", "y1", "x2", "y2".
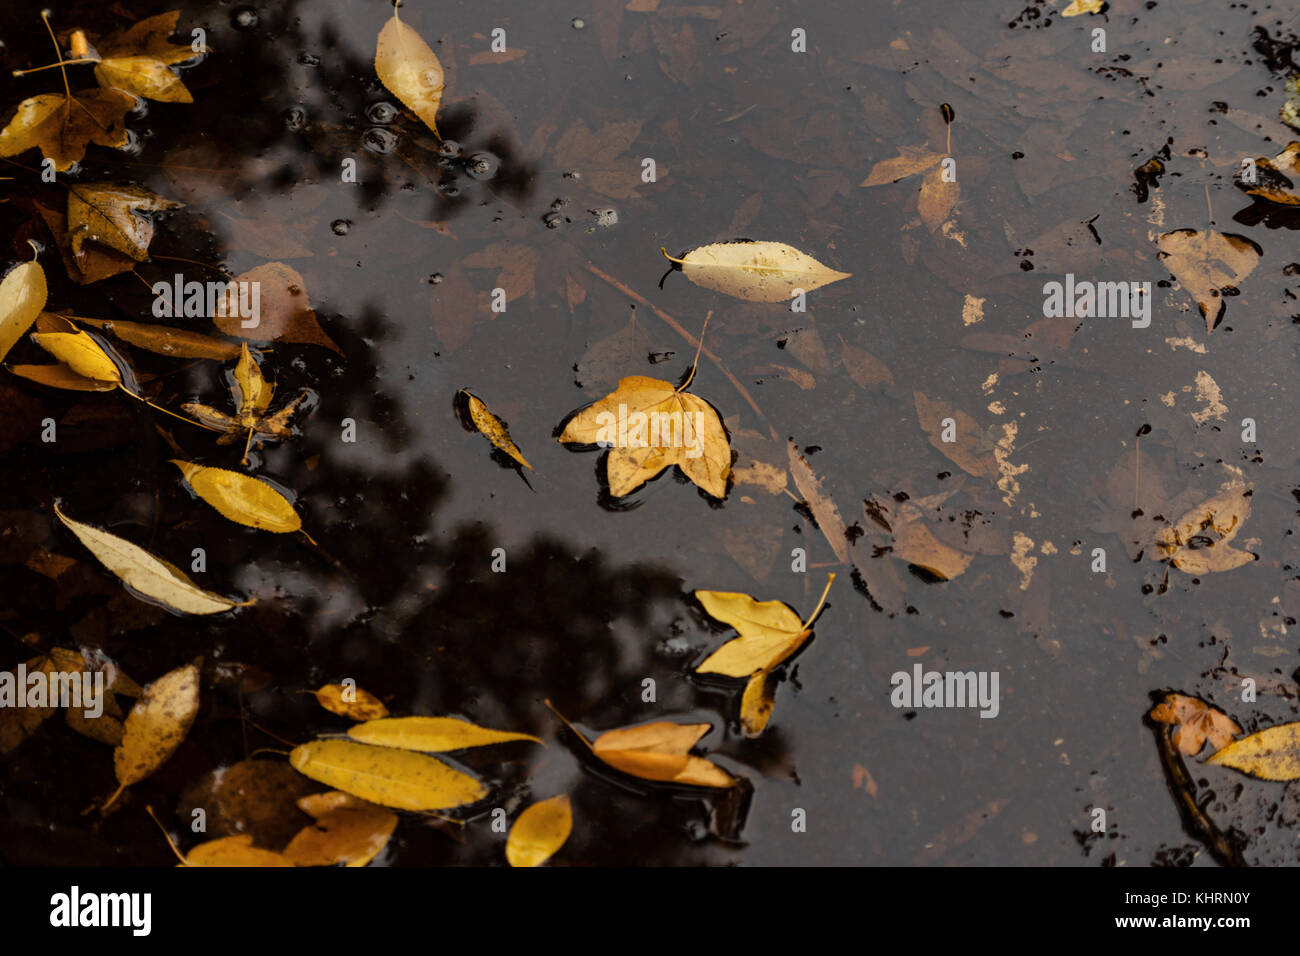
[
  {"x1": 542, "y1": 698, "x2": 593, "y2": 751},
  {"x1": 145, "y1": 806, "x2": 189, "y2": 864},
  {"x1": 799, "y1": 572, "x2": 836, "y2": 630},
  {"x1": 37, "y1": 10, "x2": 72, "y2": 101},
  {"x1": 12, "y1": 57, "x2": 100, "y2": 77},
  {"x1": 117, "y1": 385, "x2": 223, "y2": 431},
  {"x1": 676, "y1": 311, "x2": 711, "y2": 394}
]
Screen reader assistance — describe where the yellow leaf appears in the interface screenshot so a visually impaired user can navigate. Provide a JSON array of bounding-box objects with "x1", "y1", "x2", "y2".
[
  {"x1": 91, "y1": 11, "x2": 206, "y2": 103},
  {"x1": 1157, "y1": 229, "x2": 1260, "y2": 331},
  {"x1": 184, "y1": 834, "x2": 296, "y2": 867},
  {"x1": 171, "y1": 460, "x2": 303, "y2": 534},
  {"x1": 113, "y1": 663, "x2": 199, "y2": 791},
  {"x1": 314, "y1": 683, "x2": 389, "y2": 721},
  {"x1": 180, "y1": 343, "x2": 308, "y2": 463},
  {"x1": 234, "y1": 342, "x2": 273, "y2": 418},
  {"x1": 0, "y1": 255, "x2": 47, "y2": 363},
  {"x1": 67, "y1": 184, "x2": 183, "y2": 262},
  {"x1": 590, "y1": 720, "x2": 735, "y2": 788},
  {"x1": 30, "y1": 314, "x2": 123, "y2": 384},
  {"x1": 1244, "y1": 142, "x2": 1300, "y2": 205},
  {"x1": 375, "y1": 8, "x2": 445, "y2": 138},
  {"x1": 8, "y1": 362, "x2": 117, "y2": 391},
  {"x1": 1206, "y1": 721, "x2": 1300, "y2": 780},
  {"x1": 0, "y1": 89, "x2": 134, "y2": 172},
  {"x1": 460, "y1": 390, "x2": 533, "y2": 470},
  {"x1": 663, "y1": 241, "x2": 850, "y2": 302},
  {"x1": 67, "y1": 314, "x2": 241, "y2": 359},
  {"x1": 558, "y1": 375, "x2": 730, "y2": 498},
  {"x1": 288, "y1": 739, "x2": 488, "y2": 811},
  {"x1": 739, "y1": 671, "x2": 775, "y2": 737},
  {"x1": 54, "y1": 503, "x2": 249, "y2": 614},
  {"x1": 347, "y1": 716, "x2": 542, "y2": 752},
  {"x1": 506, "y1": 795, "x2": 572, "y2": 867},
  {"x1": 284, "y1": 800, "x2": 397, "y2": 867},
  {"x1": 860, "y1": 145, "x2": 944, "y2": 186},
  {"x1": 1061, "y1": 0, "x2": 1104, "y2": 15}
]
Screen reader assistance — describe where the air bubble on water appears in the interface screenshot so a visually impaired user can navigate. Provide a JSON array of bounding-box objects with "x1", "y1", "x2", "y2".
[
  {"x1": 441, "y1": 184, "x2": 461, "y2": 198},
  {"x1": 365, "y1": 101, "x2": 398, "y2": 124},
  {"x1": 232, "y1": 6, "x2": 258, "y2": 29},
  {"x1": 291, "y1": 357, "x2": 307, "y2": 372},
  {"x1": 438, "y1": 140, "x2": 462, "y2": 158},
  {"x1": 685, "y1": 821, "x2": 708, "y2": 842},
  {"x1": 429, "y1": 273, "x2": 444, "y2": 284},
  {"x1": 543, "y1": 212, "x2": 565, "y2": 229},
  {"x1": 466, "y1": 152, "x2": 498, "y2": 181},
  {"x1": 298, "y1": 52, "x2": 320, "y2": 66},
  {"x1": 362, "y1": 127, "x2": 397, "y2": 154},
  {"x1": 571, "y1": 17, "x2": 585, "y2": 29},
  {"x1": 283, "y1": 106, "x2": 307, "y2": 130},
  {"x1": 331, "y1": 219, "x2": 351, "y2": 235}
]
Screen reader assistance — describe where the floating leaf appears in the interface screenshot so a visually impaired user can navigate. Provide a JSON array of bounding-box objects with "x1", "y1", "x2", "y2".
[
  {"x1": 184, "y1": 834, "x2": 296, "y2": 867},
  {"x1": 182, "y1": 343, "x2": 309, "y2": 463},
  {"x1": 69, "y1": 314, "x2": 241, "y2": 360},
  {"x1": 1149, "y1": 693, "x2": 1242, "y2": 757},
  {"x1": 29, "y1": 314, "x2": 123, "y2": 384},
  {"x1": 739, "y1": 671, "x2": 776, "y2": 737},
  {"x1": 0, "y1": 654, "x2": 61, "y2": 753},
  {"x1": 112, "y1": 663, "x2": 199, "y2": 799},
  {"x1": 0, "y1": 254, "x2": 48, "y2": 363},
  {"x1": 1151, "y1": 484, "x2": 1258, "y2": 574},
  {"x1": 284, "y1": 792, "x2": 397, "y2": 867},
  {"x1": 288, "y1": 739, "x2": 488, "y2": 811},
  {"x1": 91, "y1": 11, "x2": 206, "y2": 104},
  {"x1": 171, "y1": 460, "x2": 303, "y2": 534},
  {"x1": 662, "y1": 241, "x2": 850, "y2": 303},
  {"x1": 314, "y1": 683, "x2": 388, "y2": 721},
  {"x1": 1156, "y1": 229, "x2": 1260, "y2": 331},
  {"x1": 67, "y1": 184, "x2": 183, "y2": 262},
  {"x1": 9, "y1": 363, "x2": 116, "y2": 391},
  {"x1": 1242, "y1": 141, "x2": 1300, "y2": 205},
  {"x1": 34, "y1": 198, "x2": 136, "y2": 285},
  {"x1": 375, "y1": 7, "x2": 445, "y2": 137},
  {"x1": 1206, "y1": 722, "x2": 1300, "y2": 780},
  {"x1": 54, "y1": 503, "x2": 249, "y2": 615},
  {"x1": 506, "y1": 795, "x2": 572, "y2": 867},
  {"x1": 558, "y1": 375, "x2": 730, "y2": 498},
  {"x1": 0, "y1": 89, "x2": 134, "y2": 172},
  {"x1": 347, "y1": 716, "x2": 542, "y2": 752},
  {"x1": 589, "y1": 720, "x2": 735, "y2": 788},
  {"x1": 460, "y1": 390, "x2": 533, "y2": 471},
  {"x1": 1062, "y1": 0, "x2": 1104, "y2": 15}
]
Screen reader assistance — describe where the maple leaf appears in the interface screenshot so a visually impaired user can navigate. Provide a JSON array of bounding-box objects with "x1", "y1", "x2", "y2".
[
  {"x1": 0, "y1": 89, "x2": 134, "y2": 172},
  {"x1": 1149, "y1": 693, "x2": 1241, "y2": 756},
  {"x1": 89, "y1": 11, "x2": 207, "y2": 103},
  {"x1": 181, "y1": 344, "x2": 309, "y2": 464}
]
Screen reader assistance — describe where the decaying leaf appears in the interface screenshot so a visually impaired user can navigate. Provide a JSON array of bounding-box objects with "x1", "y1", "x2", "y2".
[
  {"x1": 0, "y1": 254, "x2": 48, "y2": 364},
  {"x1": 1151, "y1": 484, "x2": 1258, "y2": 574},
  {"x1": 460, "y1": 390, "x2": 533, "y2": 471},
  {"x1": 182, "y1": 834, "x2": 296, "y2": 867},
  {"x1": 68, "y1": 314, "x2": 241, "y2": 360},
  {"x1": 182, "y1": 343, "x2": 309, "y2": 463},
  {"x1": 34, "y1": 198, "x2": 137, "y2": 284},
  {"x1": 695, "y1": 574, "x2": 834, "y2": 736},
  {"x1": 838, "y1": 335, "x2": 893, "y2": 388},
  {"x1": 54, "y1": 503, "x2": 249, "y2": 615},
  {"x1": 347, "y1": 716, "x2": 542, "y2": 752},
  {"x1": 171, "y1": 460, "x2": 303, "y2": 534},
  {"x1": 289, "y1": 739, "x2": 488, "y2": 811},
  {"x1": 913, "y1": 392, "x2": 998, "y2": 479},
  {"x1": 375, "y1": 7, "x2": 445, "y2": 137},
  {"x1": 1156, "y1": 229, "x2": 1261, "y2": 331},
  {"x1": 506, "y1": 795, "x2": 572, "y2": 867},
  {"x1": 90, "y1": 11, "x2": 206, "y2": 104},
  {"x1": 0, "y1": 89, "x2": 134, "y2": 172},
  {"x1": 917, "y1": 165, "x2": 959, "y2": 232},
  {"x1": 1062, "y1": 0, "x2": 1104, "y2": 15},
  {"x1": 860, "y1": 145, "x2": 944, "y2": 186},
  {"x1": 891, "y1": 511, "x2": 974, "y2": 581},
  {"x1": 787, "y1": 439, "x2": 850, "y2": 564},
  {"x1": 67, "y1": 184, "x2": 183, "y2": 262},
  {"x1": 558, "y1": 375, "x2": 731, "y2": 498},
  {"x1": 662, "y1": 241, "x2": 850, "y2": 303},
  {"x1": 284, "y1": 792, "x2": 397, "y2": 867},
  {"x1": 1149, "y1": 693, "x2": 1242, "y2": 757},
  {"x1": 314, "y1": 683, "x2": 388, "y2": 721},
  {"x1": 1242, "y1": 141, "x2": 1300, "y2": 205},
  {"x1": 1206, "y1": 722, "x2": 1300, "y2": 781},
  {"x1": 29, "y1": 314, "x2": 123, "y2": 385},
  {"x1": 0, "y1": 654, "x2": 61, "y2": 753},
  {"x1": 213, "y1": 262, "x2": 341, "y2": 353},
  {"x1": 111, "y1": 663, "x2": 199, "y2": 801}
]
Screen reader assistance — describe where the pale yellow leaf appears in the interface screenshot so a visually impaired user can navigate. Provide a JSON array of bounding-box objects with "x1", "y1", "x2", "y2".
[
  {"x1": 665, "y1": 241, "x2": 850, "y2": 303},
  {"x1": 375, "y1": 10, "x2": 445, "y2": 137},
  {"x1": 506, "y1": 795, "x2": 572, "y2": 867}
]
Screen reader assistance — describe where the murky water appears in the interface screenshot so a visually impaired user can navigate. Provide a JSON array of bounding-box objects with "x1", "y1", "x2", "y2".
[{"x1": 2, "y1": 0, "x2": 1299, "y2": 866}]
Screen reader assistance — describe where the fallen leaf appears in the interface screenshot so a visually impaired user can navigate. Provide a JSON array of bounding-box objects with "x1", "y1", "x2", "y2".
[
  {"x1": 112, "y1": 663, "x2": 199, "y2": 799},
  {"x1": 181, "y1": 343, "x2": 309, "y2": 463},
  {"x1": 0, "y1": 654, "x2": 61, "y2": 752},
  {"x1": 213, "y1": 263, "x2": 341, "y2": 353},
  {"x1": 786, "y1": 439, "x2": 850, "y2": 563},
  {"x1": 558, "y1": 375, "x2": 731, "y2": 498},
  {"x1": 1206, "y1": 722, "x2": 1300, "y2": 780},
  {"x1": 0, "y1": 254, "x2": 47, "y2": 363},
  {"x1": 739, "y1": 671, "x2": 776, "y2": 736},
  {"x1": 1062, "y1": 0, "x2": 1104, "y2": 15},
  {"x1": 459, "y1": 390, "x2": 533, "y2": 471},
  {"x1": 314, "y1": 683, "x2": 388, "y2": 721},
  {"x1": 838, "y1": 335, "x2": 893, "y2": 388},
  {"x1": 67, "y1": 183, "x2": 183, "y2": 262},
  {"x1": 917, "y1": 166, "x2": 959, "y2": 232},
  {"x1": 588, "y1": 719, "x2": 735, "y2": 787},
  {"x1": 375, "y1": 7, "x2": 445, "y2": 137},
  {"x1": 34, "y1": 199, "x2": 137, "y2": 284},
  {"x1": 0, "y1": 89, "x2": 134, "y2": 172},
  {"x1": 506, "y1": 795, "x2": 572, "y2": 867},
  {"x1": 68, "y1": 315, "x2": 240, "y2": 359},
  {"x1": 284, "y1": 797, "x2": 397, "y2": 867},
  {"x1": 348, "y1": 716, "x2": 542, "y2": 752},
  {"x1": 860, "y1": 145, "x2": 943, "y2": 186},
  {"x1": 289, "y1": 739, "x2": 488, "y2": 811},
  {"x1": 29, "y1": 314, "x2": 123, "y2": 385},
  {"x1": 171, "y1": 460, "x2": 303, "y2": 534},
  {"x1": 1149, "y1": 693, "x2": 1242, "y2": 756},
  {"x1": 54, "y1": 503, "x2": 249, "y2": 615},
  {"x1": 1151, "y1": 484, "x2": 1258, "y2": 574},
  {"x1": 1157, "y1": 229, "x2": 1260, "y2": 331},
  {"x1": 1243, "y1": 141, "x2": 1300, "y2": 205},
  {"x1": 8, "y1": 363, "x2": 117, "y2": 391},
  {"x1": 892, "y1": 513, "x2": 974, "y2": 580},
  {"x1": 663, "y1": 241, "x2": 850, "y2": 303},
  {"x1": 91, "y1": 11, "x2": 206, "y2": 103},
  {"x1": 183, "y1": 834, "x2": 296, "y2": 867},
  {"x1": 575, "y1": 313, "x2": 654, "y2": 393},
  {"x1": 913, "y1": 392, "x2": 998, "y2": 480}
]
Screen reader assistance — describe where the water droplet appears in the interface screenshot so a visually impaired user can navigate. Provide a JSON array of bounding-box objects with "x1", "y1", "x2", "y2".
[
  {"x1": 571, "y1": 17, "x2": 585, "y2": 29},
  {"x1": 331, "y1": 219, "x2": 351, "y2": 236},
  {"x1": 231, "y1": 6, "x2": 258, "y2": 29},
  {"x1": 429, "y1": 273, "x2": 444, "y2": 284},
  {"x1": 362, "y1": 127, "x2": 397, "y2": 154},
  {"x1": 365, "y1": 101, "x2": 398, "y2": 124},
  {"x1": 282, "y1": 106, "x2": 307, "y2": 130},
  {"x1": 298, "y1": 52, "x2": 320, "y2": 66},
  {"x1": 438, "y1": 140, "x2": 462, "y2": 158},
  {"x1": 466, "y1": 151, "x2": 498, "y2": 181}
]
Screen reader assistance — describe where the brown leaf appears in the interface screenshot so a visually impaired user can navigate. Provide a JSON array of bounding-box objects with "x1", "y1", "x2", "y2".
[
  {"x1": 1149, "y1": 693, "x2": 1241, "y2": 756},
  {"x1": 1156, "y1": 229, "x2": 1261, "y2": 331},
  {"x1": 213, "y1": 262, "x2": 341, "y2": 353},
  {"x1": 0, "y1": 89, "x2": 134, "y2": 172}
]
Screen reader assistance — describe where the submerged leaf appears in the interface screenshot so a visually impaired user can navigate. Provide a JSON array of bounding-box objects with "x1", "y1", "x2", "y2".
[
  {"x1": 1156, "y1": 229, "x2": 1260, "y2": 331},
  {"x1": 1151, "y1": 484, "x2": 1258, "y2": 574},
  {"x1": 506, "y1": 795, "x2": 572, "y2": 867},
  {"x1": 69, "y1": 315, "x2": 240, "y2": 359},
  {"x1": 664, "y1": 241, "x2": 850, "y2": 303},
  {"x1": 289, "y1": 739, "x2": 488, "y2": 811},
  {"x1": 1149, "y1": 693, "x2": 1241, "y2": 757}
]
